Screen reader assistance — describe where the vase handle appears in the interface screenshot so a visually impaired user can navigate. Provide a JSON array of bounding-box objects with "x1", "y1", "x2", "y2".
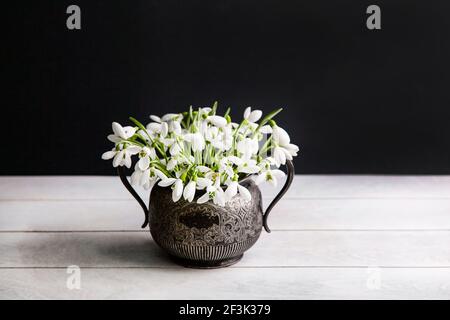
[
  {"x1": 117, "y1": 166, "x2": 149, "y2": 229},
  {"x1": 263, "y1": 160, "x2": 295, "y2": 233}
]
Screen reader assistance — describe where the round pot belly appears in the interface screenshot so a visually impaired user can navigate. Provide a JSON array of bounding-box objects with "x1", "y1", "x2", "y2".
[{"x1": 148, "y1": 181, "x2": 263, "y2": 268}]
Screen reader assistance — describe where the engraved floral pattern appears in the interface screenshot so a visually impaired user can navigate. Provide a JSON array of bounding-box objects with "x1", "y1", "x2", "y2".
[{"x1": 149, "y1": 180, "x2": 263, "y2": 250}]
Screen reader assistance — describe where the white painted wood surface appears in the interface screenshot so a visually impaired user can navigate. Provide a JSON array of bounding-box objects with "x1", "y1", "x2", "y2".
[{"x1": 0, "y1": 175, "x2": 450, "y2": 299}]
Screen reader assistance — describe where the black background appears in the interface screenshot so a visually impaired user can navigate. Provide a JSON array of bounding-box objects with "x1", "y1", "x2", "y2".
[{"x1": 3, "y1": 0, "x2": 450, "y2": 175}]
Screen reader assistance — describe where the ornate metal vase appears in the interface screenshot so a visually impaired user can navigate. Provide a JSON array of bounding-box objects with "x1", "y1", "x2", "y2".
[{"x1": 117, "y1": 160, "x2": 294, "y2": 268}]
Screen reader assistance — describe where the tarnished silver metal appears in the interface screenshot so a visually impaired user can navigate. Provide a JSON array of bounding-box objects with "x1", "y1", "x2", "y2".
[{"x1": 117, "y1": 160, "x2": 294, "y2": 268}]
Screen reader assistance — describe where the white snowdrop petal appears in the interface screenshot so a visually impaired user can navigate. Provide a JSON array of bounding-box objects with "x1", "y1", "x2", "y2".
[
  {"x1": 281, "y1": 148, "x2": 293, "y2": 160},
  {"x1": 248, "y1": 110, "x2": 262, "y2": 122},
  {"x1": 208, "y1": 115, "x2": 227, "y2": 127},
  {"x1": 154, "y1": 169, "x2": 167, "y2": 180},
  {"x1": 101, "y1": 150, "x2": 116, "y2": 160},
  {"x1": 167, "y1": 159, "x2": 177, "y2": 171},
  {"x1": 112, "y1": 150, "x2": 125, "y2": 167},
  {"x1": 259, "y1": 125, "x2": 273, "y2": 134},
  {"x1": 225, "y1": 181, "x2": 238, "y2": 200},
  {"x1": 170, "y1": 143, "x2": 181, "y2": 156},
  {"x1": 196, "y1": 178, "x2": 211, "y2": 189},
  {"x1": 183, "y1": 181, "x2": 196, "y2": 202},
  {"x1": 255, "y1": 174, "x2": 266, "y2": 185},
  {"x1": 269, "y1": 176, "x2": 278, "y2": 187},
  {"x1": 140, "y1": 169, "x2": 150, "y2": 186},
  {"x1": 237, "y1": 185, "x2": 252, "y2": 201},
  {"x1": 243, "y1": 107, "x2": 251, "y2": 120},
  {"x1": 107, "y1": 134, "x2": 121, "y2": 143},
  {"x1": 162, "y1": 113, "x2": 181, "y2": 122},
  {"x1": 197, "y1": 193, "x2": 210, "y2": 204},
  {"x1": 123, "y1": 126, "x2": 136, "y2": 139},
  {"x1": 138, "y1": 156, "x2": 150, "y2": 171},
  {"x1": 274, "y1": 147, "x2": 286, "y2": 166},
  {"x1": 272, "y1": 169, "x2": 286, "y2": 179},
  {"x1": 112, "y1": 122, "x2": 126, "y2": 139},
  {"x1": 197, "y1": 166, "x2": 211, "y2": 173},
  {"x1": 158, "y1": 178, "x2": 176, "y2": 187},
  {"x1": 124, "y1": 153, "x2": 132, "y2": 168},
  {"x1": 130, "y1": 170, "x2": 141, "y2": 186},
  {"x1": 171, "y1": 121, "x2": 182, "y2": 135},
  {"x1": 286, "y1": 143, "x2": 300, "y2": 154},
  {"x1": 215, "y1": 189, "x2": 226, "y2": 206},
  {"x1": 172, "y1": 179, "x2": 184, "y2": 202},
  {"x1": 273, "y1": 126, "x2": 290, "y2": 146},
  {"x1": 146, "y1": 122, "x2": 161, "y2": 133},
  {"x1": 127, "y1": 146, "x2": 141, "y2": 155},
  {"x1": 150, "y1": 115, "x2": 161, "y2": 123},
  {"x1": 148, "y1": 148, "x2": 157, "y2": 160},
  {"x1": 161, "y1": 122, "x2": 169, "y2": 137}
]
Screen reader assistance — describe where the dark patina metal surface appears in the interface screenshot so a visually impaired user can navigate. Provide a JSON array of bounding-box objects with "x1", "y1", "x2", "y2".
[{"x1": 148, "y1": 179, "x2": 263, "y2": 268}]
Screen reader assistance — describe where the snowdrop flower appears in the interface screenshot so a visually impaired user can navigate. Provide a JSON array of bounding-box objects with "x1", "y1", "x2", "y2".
[
  {"x1": 150, "y1": 114, "x2": 183, "y2": 136},
  {"x1": 222, "y1": 125, "x2": 233, "y2": 150},
  {"x1": 207, "y1": 115, "x2": 227, "y2": 128},
  {"x1": 224, "y1": 181, "x2": 252, "y2": 202},
  {"x1": 198, "y1": 107, "x2": 212, "y2": 118},
  {"x1": 131, "y1": 165, "x2": 162, "y2": 190},
  {"x1": 101, "y1": 145, "x2": 140, "y2": 168},
  {"x1": 272, "y1": 125, "x2": 290, "y2": 146},
  {"x1": 255, "y1": 168, "x2": 285, "y2": 187},
  {"x1": 197, "y1": 182, "x2": 226, "y2": 206},
  {"x1": 150, "y1": 113, "x2": 183, "y2": 123},
  {"x1": 183, "y1": 180, "x2": 197, "y2": 202},
  {"x1": 205, "y1": 126, "x2": 225, "y2": 150},
  {"x1": 169, "y1": 142, "x2": 182, "y2": 156},
  {"x1": 196, "y1": 177, "x2": 212, "y2": 189},
  {"x1": 237, "y1": 158, "x2": 260, "y2": 174},
  {"x1": 272, "y1": 125, "x2": 299, "y2": 166},
  {"x1": 107, "y1": 122, "x2": 136, "y2": 143},
  {"x1": 273, "y1": 146, "x2": 287, "y2": 166},
  {"x1": 260, "y1": 125, "x2": 272, "y2": 134},
  {"x1": 243, "y1": 107, "x2": 262, "y2": 123},
  {"x1": 103, "y1": 103, "x2": 299, "y2": 207},
  {"x1": 170, "y1": 121, "x2": 182, "y2": 135},
  {"x1": 158, "y1": 177, "x2": 184, "y2": 202},
  {"x1": 166, "y1": 158, "x2": 178, "y2": 171},
  {"x1": 137, "y1": 146, "x2": 156, "y2": 170},
  {"x1": 146, "y1": 121, "x2": 168, "y2": 138},
  {"x1": 196, "y1": 165, "x2": 212, "y2": 174},
  {"x1": 219, "y1": 156, "x2": 242, "y2": 177},
  {"x1": 185, "y1": 133, "x2": 205, "y2": 152},
  {"x1": 237, "y1": 138, "x2": 259, "y2": 159}
]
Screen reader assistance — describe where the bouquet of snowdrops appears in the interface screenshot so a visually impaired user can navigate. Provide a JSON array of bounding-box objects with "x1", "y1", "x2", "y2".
[{"x1": 102, "y1": 102, "x2": 299, "y2": 206}]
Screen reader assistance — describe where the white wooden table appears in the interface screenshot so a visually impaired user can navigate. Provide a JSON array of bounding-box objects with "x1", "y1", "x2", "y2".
[{"x1": 1, "y1": 175, "x2": 450, "y2": 299}]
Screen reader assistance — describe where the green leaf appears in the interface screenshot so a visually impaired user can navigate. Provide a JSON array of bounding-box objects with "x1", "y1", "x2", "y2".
[
  {"x1": 259, "y1": 108, "x2": 283, "y2": 127},
  {"x1": 129, "y1": 117, "x2": 147, "y2": 132},
  {"x1": 224, "y1": 107, "x2": 231, "y2": 118},
  {"x1": 211, "y1": 101, "x2": 218, "y2": 115}
]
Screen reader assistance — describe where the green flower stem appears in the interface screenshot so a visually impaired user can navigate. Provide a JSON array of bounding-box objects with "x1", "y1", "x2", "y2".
[
  {"x1": 129, "y1": 117, "x2": 154, "y2": 144},
  {"x1": 120, "y1": 139, "x2": 145, "y2": 148},
  {"x1": 211, "y1": 101, "x2": 218, "y2": 115},
  {"x1": 259, "y1": 136, "x2": 273, "y2": 155},
  {"x1": 151, "y1": 161, "x2": 172, "y2": 178},
  {"x1": 232, "y1": 120, "x2": 246, "y2": 155},
  {"x1": 153, "y1": 141, "x2": 168, "y2": 161}
]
